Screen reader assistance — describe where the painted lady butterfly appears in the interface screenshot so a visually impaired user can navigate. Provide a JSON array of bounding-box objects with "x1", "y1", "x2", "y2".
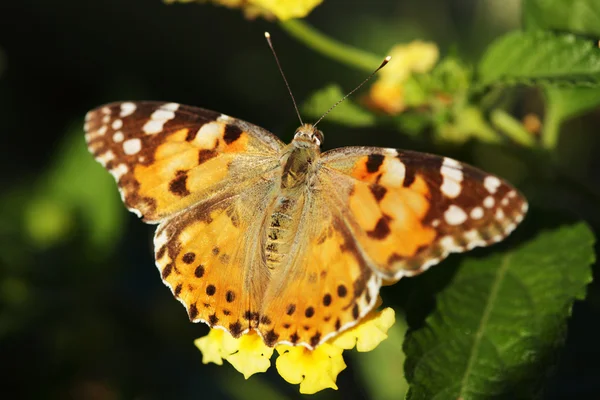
[{"x1": 84, "y1": 100, "x2": 527, "y2": 349}]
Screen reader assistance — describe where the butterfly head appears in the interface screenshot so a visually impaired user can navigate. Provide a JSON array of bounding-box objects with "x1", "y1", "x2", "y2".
[{"x1": 293, "y1": 124, "x2": 324, "y2": 148}]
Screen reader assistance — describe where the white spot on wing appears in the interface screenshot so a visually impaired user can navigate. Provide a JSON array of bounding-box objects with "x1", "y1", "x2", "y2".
[
  {"x1": 193, "y1": 121, "x2": 223, "y2": 148},
  {"x1": 162, "y1": 102, "x2": 180, "y2": 112},
  {"x1": 120, "y1": 102, "x2": 136, "y2": 117},
  {"x1": 97, "y1": 150, "x2": 115, "y2": 166},
  {"x1": 470, "y1": 207, "x2": 484, "y2": 219},
  {"x1": 495, "y1": 208, "x2": 505, "y2": 220},
  {"x1": 143, "y1": 120, "x2": 164, "y2": 134},
  {"x1": 112, "y1": 119, "x2": 123, "y2": 130},
  {"x1": 439, "y1": 236, "x2": 461, "y2": 252},
  {"x1": 440, "y1": 158, "x2": 463, "y2": 198},
  {"x1": 379, "y1": 157, "x2": 406, "y2": 187},
  {"x1": 109, "y1": 163, "x2": 128, "y2": 181},
  {"x1": 151, "y1": 109, "x2": 175, "y2": 120},
  {"x1": 444, "y1": 205, "x2": 468, "y2": 225},
  {"x1": 464, "y1": 230, "x2": 485, "y2": 249},
  {"x1": 143, "y1": 107, "x2": 177, "y2": 134},
  {"x1": 123, "y1": 138, "x2": 142, "y2": 155},
  {"x1": 484, "y1": 176, "x2": 502, "y2": 194},
  {"x1": 483, "y1": 196, "x2": 495, "y2": 208},
  {"x1": 113, "y1": 131, "x2": 124, "y2": 142}
]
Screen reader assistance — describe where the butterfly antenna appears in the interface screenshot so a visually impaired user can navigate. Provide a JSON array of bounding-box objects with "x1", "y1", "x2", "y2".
[
  {"x1": 265, "y1": 32, "x2": 303, "y2": 125},
  {"x1": 313, "y1": 55, "x2": 391, "y2": 128}
]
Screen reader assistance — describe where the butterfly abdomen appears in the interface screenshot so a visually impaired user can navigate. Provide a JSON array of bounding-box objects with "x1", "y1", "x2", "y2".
[{"x1": 265, "y1": 195, "x2": 305, "y2": 269}]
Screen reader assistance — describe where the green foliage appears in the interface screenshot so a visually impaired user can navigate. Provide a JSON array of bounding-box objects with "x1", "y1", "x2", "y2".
[
  {"x1": 24, "y1": 125, "x2": 124, "y2": 251},
  {"x1": 478, "y1": 31, "x2": 600, "y2": 88},
  {"x1": 301, "y1": 84, "x2": 377, "y2": 127},
  {"x1": 404, "y1": 223, "x2": 595, "y2": 399},
  {"x1": 524, "y1": 0, "x2": 600, "y2": 36}
]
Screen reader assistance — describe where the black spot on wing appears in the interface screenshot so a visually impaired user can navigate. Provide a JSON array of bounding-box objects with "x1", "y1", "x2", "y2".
[
  {"x1": 229, "y1": 321, "x2": 243, "y2": 337},
  {"x1": 264, "y1": 329, "x2": 280, "y2": 347},
  {"x1": 189, "y1": 303, "x2": 199, "y2": 320},
  {"x1": 223, "y1": 124, "x2": 243, "y2": 144},
  {"x1": 370, "y1": 184, "x2": 387, "y2": 202},
  {"x1": 169, "y1": 171, "x2": 190, "y2": 196},
  {"x1": 198, "y1": 149, "x2": 218, "y2": 164},
  {"x1": 367, "y1": 216, "x2": 392, "y2": 240},
  {"x1": 366, "y1": 154, "x2": 384, "y2": 173}
]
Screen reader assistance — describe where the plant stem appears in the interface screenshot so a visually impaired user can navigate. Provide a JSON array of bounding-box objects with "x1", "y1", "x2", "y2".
[
  {"x1": 542, "y1": 104, "x2": 561, "y2": 150},
  {"x1": 490, "y1": 109, "x2": 536, "y2": 147},
  {"x1": 279, "y1": 19, "x2": 382, "y2": 72}
]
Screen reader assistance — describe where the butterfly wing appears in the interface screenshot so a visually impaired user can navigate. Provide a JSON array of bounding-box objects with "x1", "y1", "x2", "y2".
[
  {"x1": 153, "y1": 173, "x2": 279, "y2": 336},
  {"x1": 320, "y1": 147, "x2": 528, "y2": 280},
  {"x1": 256, "y1": 190, "x2": 381, "y2": 349},
  {"x1": 85, "y1": 101, "x2": 284, "y2": 222}
]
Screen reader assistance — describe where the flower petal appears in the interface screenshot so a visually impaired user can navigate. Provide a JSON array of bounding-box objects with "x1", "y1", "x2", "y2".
[
  {"x1": 225, "y1": 331, "x2": 274, "y2": 379},
  {"x1": 276, "y1": 343, "x2": 346, "y2": 394},
  {"x1": 195, "y1": 329, "x2": 274, "y2": 378},
  {"x1": 331, "y1": 307, "x2": 396, "y2": 352},
  {"x1": 194, "y1": 329, "x2": 226, "y2": 365},
  {"x1": 251, "y1": 0, "x2": 323, "y2": 20}
]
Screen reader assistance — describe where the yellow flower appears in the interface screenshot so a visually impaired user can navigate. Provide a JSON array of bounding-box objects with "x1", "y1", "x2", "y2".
[
  {"x1": 332, "y1": 307, "x2": 396, "y2": 352},
  {"x1": 194, "y1": 328, "x2": 274, "y2": 378},
  {"x1": 194, "y1": 306, "x2": 396, "y2": 393},
  {"x1": 276, "y1": 342, "x2": 346, "y2": 394},
  {"x1": 251, "y1": 0, "x2": 323, "y2": 20},
  {"x1": 368, "y1": 41, "x2": 439, "y2": 114},
  {"x1": 164, "y1": 0, "x2": 323, "y2": 20}
]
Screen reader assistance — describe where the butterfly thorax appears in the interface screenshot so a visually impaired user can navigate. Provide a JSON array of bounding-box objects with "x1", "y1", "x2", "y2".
[
  {"x1": 280, "y1": 124, "x2": 322, "y2": 189},
  {"x1": 264, "y1": 125, "x2": 322, "y2": 269}
]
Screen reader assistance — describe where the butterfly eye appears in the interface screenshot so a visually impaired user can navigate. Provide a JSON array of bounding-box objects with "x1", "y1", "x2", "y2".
[{"x1": 314, "y1": 130, "x2": 324, "y2": 145}]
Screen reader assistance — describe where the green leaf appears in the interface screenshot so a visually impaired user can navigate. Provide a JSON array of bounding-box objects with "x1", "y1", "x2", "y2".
[
  {"x1": 301, "y1": 84, "x2": 377, "y2": 127},
  {"x1": 404, "y1": 223, "x2": 595, "y2": 399},
  {"x1": 524, "y1": 0, "x2": 600, "y2": 36},
  {"x1": 477, "y1": 31, "x2": 600, "y2": 88},
  {"x1": 542, "y1": 86, "x2": 600, "y2": 149}
]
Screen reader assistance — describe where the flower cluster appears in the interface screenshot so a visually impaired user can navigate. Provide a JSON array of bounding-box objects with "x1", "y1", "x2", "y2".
[
  {"x1": 195, "y1": 306, "x2": 395, "y2": 394},
  {"x1": 368, "y1": 41, "x2": 439, "y2": 114}
]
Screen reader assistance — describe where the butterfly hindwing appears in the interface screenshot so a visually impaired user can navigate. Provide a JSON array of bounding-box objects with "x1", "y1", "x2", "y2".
[
  {"x1": 85, "y1": 101, "x2": 284, "y2": 222},
  {"x1": 154, "y1": 173, "x2": 280, "y2": 337},
  {"x1": 321, "y1": 147, "x2": 528, "y2": 280}
]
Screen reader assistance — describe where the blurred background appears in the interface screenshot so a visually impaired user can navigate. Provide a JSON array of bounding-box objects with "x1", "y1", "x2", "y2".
[{"x1": 1, "y1": 0, "x2": 599, "y2": 399}]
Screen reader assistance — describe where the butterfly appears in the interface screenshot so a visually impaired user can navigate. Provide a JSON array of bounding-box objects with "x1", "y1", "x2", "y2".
[{"x1": 84, "y1": 101, "x2": 527, "y2": 349}]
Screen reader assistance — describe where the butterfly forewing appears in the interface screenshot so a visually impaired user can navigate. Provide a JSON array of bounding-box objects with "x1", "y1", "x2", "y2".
[
  {"x1": 84, "y1": 101, "x2": 283, "y2": 222},
  {"x1": 321, "y1": 147, "x2": 528, "y2": 280}
]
